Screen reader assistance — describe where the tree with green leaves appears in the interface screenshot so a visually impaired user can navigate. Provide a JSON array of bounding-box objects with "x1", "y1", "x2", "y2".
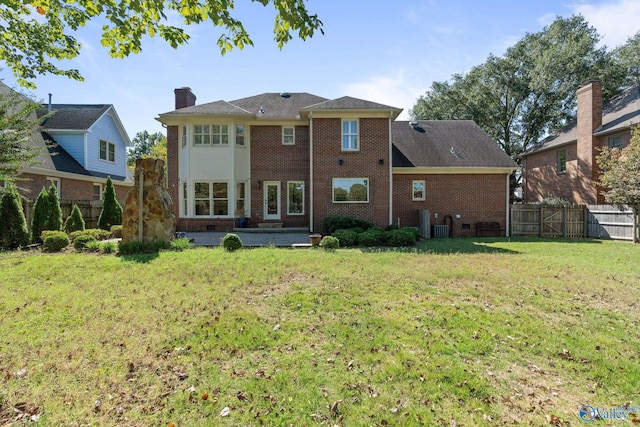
[
  {"x1": 46, "y1": 184, "x2": 63, "y2": 232},
  {"x1": 0, "y1": 83, "x2": 43, "y2": 184},
  {"x1": 30, "y1": 187, "x2": 50, "y2": 243},
  {"x1": 411, "y1": 16, "x2": 628, "y2": 196},
  {"x1": 97, "y1": 176, "x2": 122, "y2": 230},
  {"x1": 127, "y1": 131, "x2": 167, "y2": 167},
  {"x1": 0, "y1": 183, "x2": 30, "y2": 249},
  {"x1": 64, "y1": 203, "x2": 85, "y2": 233},
  {"x1": 597, "y1": 125, "x2": 640, "y2": 243},
  {"x1": 1, "y1": 0, "x2": 323, "y2": 88}
]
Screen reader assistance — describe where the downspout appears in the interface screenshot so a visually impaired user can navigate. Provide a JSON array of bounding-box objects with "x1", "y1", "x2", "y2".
[
  {"x1": 505, "y1": 172, "x2": 510, "y2": 237},
  {"x1": 309, "y1": 112, "x2": 314, "y2": 233},
  {"x1": 388, "y1": 113, "x2": 393, "y2": 225},
  {"x1": 138, "y1": 167, "x2": 144, "y2": 242}
]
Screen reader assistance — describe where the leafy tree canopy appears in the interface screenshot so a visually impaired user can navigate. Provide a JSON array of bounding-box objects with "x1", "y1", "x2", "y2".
[
  {"x1": 597, "y1": 125, "x2": 640, "y2": 242},
  {"x1": 1, "y1": 0, "x2": 323, "y2": 88},
  {"x1": 127, "y1": 131, "x2": 167, "y2": 167}
]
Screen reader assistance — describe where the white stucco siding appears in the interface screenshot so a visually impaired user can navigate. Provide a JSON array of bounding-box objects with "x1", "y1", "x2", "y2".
[{"x1": 187, "y1": 146, "x2": 234, "y2": 180}]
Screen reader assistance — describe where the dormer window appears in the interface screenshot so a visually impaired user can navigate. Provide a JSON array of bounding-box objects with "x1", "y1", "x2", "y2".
[
  {"x1": 342, "y1": 120, "x2": 359, "y2": 151},
  {"x1": 99, "y1": 139, "x2": 115, "y2": 162}
]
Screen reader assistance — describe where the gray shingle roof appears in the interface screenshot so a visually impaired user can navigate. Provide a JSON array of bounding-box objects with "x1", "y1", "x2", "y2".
[
  {"x1": 525, "y1": 84, "x2": 640, "y2": 155},
  {"x1": 162, "y1": 100, "x2": 253, "y2": 116},
  {"x1": 392, "y1": 121, "x2": 517, "y2": 168},
  {"x1": 230, "y1": 93, "x2": 329, "y2": 118},
  {"x1": 301, "y1": 96, "x2": 401, "y2": 112},
  {"x1": 39, "y1": 104, "x2": 111, "y2": 130}
]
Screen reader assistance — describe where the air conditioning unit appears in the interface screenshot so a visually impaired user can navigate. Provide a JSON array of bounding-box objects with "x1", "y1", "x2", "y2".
[{"x1": 433, "y1": 224, "x2": 449, "y2": 238}]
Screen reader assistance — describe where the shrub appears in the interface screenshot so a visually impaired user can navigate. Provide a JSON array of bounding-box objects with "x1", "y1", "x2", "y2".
[
  {"x1": 30, "y1": 188, "x2": 50, "y2": 243},
  {"x1": 99, "y1": 241, "x2": 117, "y2": 254},
  {"x1": 170, "y1": 237, "x2": 193, "y2": 251},
  {"x1": 84, "y1": 240, "x2": 102, "y2": 253},
  {"x1": 385, "y1": 229, "x2": 416, "y2": 247},
  {"x1": 73, "y1": 235, "x2": 97, "y2": 252},
  {"x1": 222, "y1": 233, "x2": 242, "y2": 252},
  {"x1": 46, "y1": 184, "x2": 63, "y2": 232},
  {"x1": 320, "y1": 235, "x2": 339, "y2": 250},
  {"x1": 0, "y1": 184, "x2": 30, "y2": 249},
  {"x1": 118, "y1": 240, "x2": 146, "y2": 255},
  {"x1": 70, "y1": 228, "x2": 111, "y2": 242},
  {"x1": 403, "y1": 227, "x2": 421, "y2": 240},
  {"x1": 358, "y1": 228, "x2": 386, "y2": 247},
  {"x1": 97, "y1": 176, "x2": 122, "y2": 230},
  {"x1": 64, "y1": 204, "x2": 86, "y2": 234},
  {"x1": 42, "y1": 231, "x2": 70, "y2": 252},
  {"x1": 331, "y1": 229, "x2": 358, "y2": 247},
  {"x1": 321, "y1": 215, "x2": 373, "y2": 235},
  {"x1": 110, "y1": 225, "x2": 123, "y2": 239}
]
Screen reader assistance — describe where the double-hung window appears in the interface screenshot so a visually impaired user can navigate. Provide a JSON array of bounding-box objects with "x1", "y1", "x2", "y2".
[
  {"x1": 99, "y1": 140, "x2": 115, "y2": 162},
  {"x1": 212, "y1": 125, "x2": 229, "y2": 145},
  {"x1": 412, "y1": 180, "x2": 425, "y2": 201},
  {"x1": 609, "y1": 136, "x2": 622, "y2": 149},
  {"x1": 236, "y1": 182, "x2": 246, "y2": 215},
  {"x1": 287, "y1": 181, "x2": 304, "y2": 214},
  {"x1": 235, "y1": 125, "x2": 245, "y2": 146},
  {"x1": 283, "y1": 126, "x2": 295, "y2": 145},
  {"x1": 342, "y1": 120, "x2": 359, "y2": 151},
  {"x1": 194, "y1": 182, "x2": 210, "y2": 215},
  {"x1": 194, "y1": 125, "x2": 211, "y2": 145},
  {"x1": 557, "y1": 148, "x2": 567, "y2": 174}
]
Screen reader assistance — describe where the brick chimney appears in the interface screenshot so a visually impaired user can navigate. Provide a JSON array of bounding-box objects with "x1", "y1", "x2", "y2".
[
  {"x1": 576, "y1": 81, "x2": 603, "y2": 204},
  {"x1": 174, "y1": 87, "x2": 196, "y2": 110}
]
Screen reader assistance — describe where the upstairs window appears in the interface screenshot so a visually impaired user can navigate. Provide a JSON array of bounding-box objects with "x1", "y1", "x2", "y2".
[
  {"x1": 557, "y1": 148, "x2": 567, "y2": 174},
  {"x1": 193, "y1": 125, "x2": 211, "y2": 145},
  {"x1": 342, "y1": 120, "x2": 359, "y2": 151},
  {"x1": 236, "y1": 125, "x2": 245, "y2": 146},
  {"x1": 212, "y1": 125, "x2": 229, "y2": 145},
  {"x1": 181, "y1": 126, "x2": 187, "y2": 147},
  {"x1": 99, "y1": 139, "x2": 115, "y2": 162},
  {"x1": 282, "y1": 126, "x2": 295, "y2": 145}
]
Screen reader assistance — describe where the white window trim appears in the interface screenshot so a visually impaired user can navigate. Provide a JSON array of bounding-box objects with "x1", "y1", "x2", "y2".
[
  {"x1": 99, "y1": 139, "x2": 116, "y2": 163},
  {"x1": 609, "y1": 135, "x2": 622, "y2": 149},
  {"x1": 181, "y1": 126, "x2": 187, "y2": 148},
  {"x1": 182, "y1": 181, "x2": 188, "y2": 216},
  {"x1": 235, "y1": 181, "x2": 246, "y2": 216},
  {"x1": 93, "y1": 183, "x2": 103, "y2": 201},
  {"x1": 287, "y1": 181, "x2": 305, "y2": 215},
  {"x1": 282, "y1": 126, "x2": 295, "y2": 145},
  {"x1": 235, "y1": 125, "x2": 246, "y2": 146},
  {"x1": 332, "y1": 177, "x2": 369, "y2": 203},
  {"x1": 412, "y1": 180, "x2": 425, "y2": 201},
  {"x1": 557, "y1": 148, "x2": 567, "y2": 174},
  {"x1": 341, "y1": 119, "x2": 359, "y2": 152}
]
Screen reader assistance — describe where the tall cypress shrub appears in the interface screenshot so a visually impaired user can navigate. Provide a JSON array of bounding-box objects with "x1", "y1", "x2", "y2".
[
  {"x1": 97, "y1": 176, "x2": 122, "y2": 230},
  {"x1": 64, "y1": 203, "x2": 85, "y2": 233},
  {"x1": 45, "y1": 184, "x2": 62, "y2": 232},
  {"x1": 0, "y1": 184, "x2": 30, "y2": 249},
  {"x1": 31, "y1": 187, "x2": 50, "y2": 243}
]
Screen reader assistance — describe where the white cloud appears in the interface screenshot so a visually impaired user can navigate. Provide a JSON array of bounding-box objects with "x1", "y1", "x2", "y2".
[
  {"x1": 572, "y1": 0, "x2": 640, "y2": 47},
  {"x1": 341, "y1": 70, "x2": 429, "y2": 120}
]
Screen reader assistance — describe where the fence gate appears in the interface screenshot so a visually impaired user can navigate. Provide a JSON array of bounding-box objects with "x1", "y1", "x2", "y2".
[
  {"x1": 541, "y1": 207, "x2": 563, "y2": 237},
  {"x1": 511, "y1": 205, "x2": 585, "y2": 238}
]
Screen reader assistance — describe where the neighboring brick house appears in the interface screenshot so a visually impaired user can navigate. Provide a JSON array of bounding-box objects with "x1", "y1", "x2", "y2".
[
  {"x1": 521, "y1": 81, "x2": 640, "y2": 204},
  {"x1": 158, "y1": 88, "x2": 517, "y2": 236},
  {"x1": 1, "y1": 81, "x2": 133, "y2": 206}
]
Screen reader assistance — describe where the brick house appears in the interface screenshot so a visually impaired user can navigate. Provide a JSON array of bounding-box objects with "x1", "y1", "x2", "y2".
[
  {"x1": 521, "y1": 81, "x2": 640, "y2": 204},
  {"x1": 1, "y1": 81, "x2": 133, "y2": 206},
  {"x1": 158, "y1": 88, "x2": 517, "y2": 236}
]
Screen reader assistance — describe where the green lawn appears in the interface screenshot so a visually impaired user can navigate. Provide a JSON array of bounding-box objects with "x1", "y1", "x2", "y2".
[{"x1": 1, "y1": 238, "x2": 639, "y2": 426}]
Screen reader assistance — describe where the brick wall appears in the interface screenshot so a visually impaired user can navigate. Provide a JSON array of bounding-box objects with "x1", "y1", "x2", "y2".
[
  {"x1": 250, "y1": 125, "x2": 310, "y2": 228},
  {"x1": 18, "y1": 172, "x2": 129, "y2": 203},
  {"x1": 166, "y1": 125, "x2": 180, "y2": 225},
  {"x1": 393, "y1": 173, "x2": 508, "y2": 237},
  {"x1": 312, "y1": 118, "x2": 390, "y2": 231},
  {"x1": 576, "y1": 81, "x2": 603, "y2": 205}
]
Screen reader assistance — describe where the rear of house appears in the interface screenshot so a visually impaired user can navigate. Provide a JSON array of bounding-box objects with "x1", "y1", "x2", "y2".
[{"x1": 159, "y1": 88, "x2": 517, "y2": 236}]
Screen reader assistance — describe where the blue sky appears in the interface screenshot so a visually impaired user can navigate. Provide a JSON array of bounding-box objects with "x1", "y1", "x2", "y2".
[{"x1": 1, "y1": 0, "x2": 639, "y2": 138}]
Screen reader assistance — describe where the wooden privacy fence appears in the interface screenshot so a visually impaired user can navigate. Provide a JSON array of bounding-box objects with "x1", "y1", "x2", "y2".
[
  {"x1": 22, "y1": 199, "x2": 103, "y2": 230},
  {"x1": 586, "y1": 205, "x2": 638, "y2": 241},
  {"x1": 511, "y1": 204, "x2": 586, "y2": 238}
]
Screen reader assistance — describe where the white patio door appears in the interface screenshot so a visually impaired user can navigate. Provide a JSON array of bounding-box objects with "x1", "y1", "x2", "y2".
[{"x1": 264, "y1": 181, "x2": 280, "y2": 220}]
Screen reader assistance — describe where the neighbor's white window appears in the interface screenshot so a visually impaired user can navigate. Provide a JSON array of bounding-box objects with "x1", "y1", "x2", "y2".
[
  {"x1": 287, "y1": 181, "x2": 304, "y2": 214},
  {"x1": 235, "y1": 125, "x2": 245, "y2": 146},
  {"x1": 93, "y1": 183, "x2": 102, "y2": 201},
  {"x1": 332, "y1": 178, "x2": 369, "y2": 203},
  {"x1": 46, "y1": 177, "x2": 61, "y2": 197},
  {"x1": 282, "y1": 126, "x2": 295, "y2": 145},
  {"x1": 412, "y1": 180, "x2": 425, "y2": 201},
  {"x1": 342, "y1": 120, "x2": 359, "y2": 151},
  {"x1": 99, "y1": 139, "x2": 115, "y2": 162}
]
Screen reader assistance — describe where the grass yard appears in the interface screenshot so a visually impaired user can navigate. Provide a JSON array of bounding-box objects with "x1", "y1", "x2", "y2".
[{"x1": 0, "y1": 238, "x2": 639, "y2": 426}]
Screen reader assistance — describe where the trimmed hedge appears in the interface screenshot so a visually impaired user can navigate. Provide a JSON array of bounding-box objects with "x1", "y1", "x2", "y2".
[
  {"x1": 358, "y1": 228, "x2": 386, "y2": 247},
  {"x1": 320, "y1": 235, "x2": 339, "y2": 250},
  {"x1": 222, "y1": 233, "x2": 243, "y2": 252},
  {"x1": 331, "y1": 229, "x2": 358, "y2": 247},
  {"x1": 42, "y1": 231, "x2": 70, "y2": 252},
  {"x1": 73, "y1": 235, "x2": 97, "y2": 252},
  {"x1": 322, "y1": 215, "x2": 373, "y2": 236}
]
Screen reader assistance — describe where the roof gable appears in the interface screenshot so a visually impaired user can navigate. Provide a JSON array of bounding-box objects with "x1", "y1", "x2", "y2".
[
  {"x1": 302, "y1": 96, "x2": 400, "y2": 112},
  {"x1": 392, "y1": 120, "x2": 517, "y2": 168},
  {"x1": 231, "y1": 93, "x2": 328, "y2": 118},
  {"x1": 40, "y1": 104, "x2": 111, "y2": 130}
]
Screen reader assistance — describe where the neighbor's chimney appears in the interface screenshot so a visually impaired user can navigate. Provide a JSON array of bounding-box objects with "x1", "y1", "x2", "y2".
[
  {"x1": 47, "y1": 93, "x2": 52, "y2": 113},
  {"x1": 576, "y1": 80, "x2": 603, "y2": 204},
  {"x1": 174, "y1": 87, "x2": 196, "y2": 110}
]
